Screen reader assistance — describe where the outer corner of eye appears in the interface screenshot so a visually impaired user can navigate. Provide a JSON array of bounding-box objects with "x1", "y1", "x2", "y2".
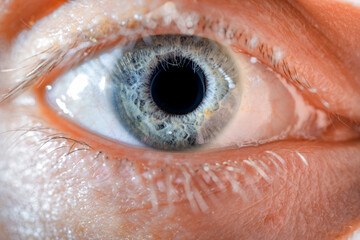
[{"x1": 39, "y1": 33, "x2": 326, "y2": 152}]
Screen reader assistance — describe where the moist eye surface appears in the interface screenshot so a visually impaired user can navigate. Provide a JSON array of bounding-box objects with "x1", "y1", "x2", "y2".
[{"x1": 112, "y1": 35, "x2": 240, "y2": 150}]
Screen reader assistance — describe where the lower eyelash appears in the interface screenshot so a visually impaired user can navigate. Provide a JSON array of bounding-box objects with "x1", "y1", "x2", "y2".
[{"x1": 1, "y1": 113, "x2": 310, "y2": 214}]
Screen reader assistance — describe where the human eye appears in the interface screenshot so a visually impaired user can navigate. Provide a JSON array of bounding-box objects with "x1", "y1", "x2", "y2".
[
  {"x1": 42, "y1": 32, "x2": 330, "y2": 151},
  {"x1": 0, "y1": 0, "x2": 360, "y2": 240}
]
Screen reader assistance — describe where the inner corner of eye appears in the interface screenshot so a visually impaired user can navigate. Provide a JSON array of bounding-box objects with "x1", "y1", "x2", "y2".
[{"x1": 42, "y1": 33, "x2": 320, "y2": 152}]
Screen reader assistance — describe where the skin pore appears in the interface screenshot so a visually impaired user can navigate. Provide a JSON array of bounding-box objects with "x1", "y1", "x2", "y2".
[{"x1": 0, "y1": 0, "x2": 360, "y2": 239}]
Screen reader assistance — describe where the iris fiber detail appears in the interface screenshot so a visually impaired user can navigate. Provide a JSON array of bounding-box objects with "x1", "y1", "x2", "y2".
[{"x1": 111, "y1": 35, "x2": 240, "y2": 150}]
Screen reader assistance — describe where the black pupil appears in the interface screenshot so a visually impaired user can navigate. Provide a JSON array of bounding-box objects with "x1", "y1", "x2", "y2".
[{"x1": 150, "y1": 57, "x2": 207, "y2": 115}]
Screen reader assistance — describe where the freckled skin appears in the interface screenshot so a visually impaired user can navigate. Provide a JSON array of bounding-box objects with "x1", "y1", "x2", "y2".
[{"x1": 0, "y1": 0, "x2": 360, "y2": 239}]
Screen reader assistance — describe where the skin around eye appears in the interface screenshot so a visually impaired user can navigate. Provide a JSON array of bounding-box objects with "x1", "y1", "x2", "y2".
[{"x1": 0, "y1": 0, "x2": 360, "y2": 240}]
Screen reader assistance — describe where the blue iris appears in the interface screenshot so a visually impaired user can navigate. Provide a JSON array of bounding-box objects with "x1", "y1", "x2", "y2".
[{"x1": 111, "y1": 35, "x2": 239, "y2": 151}]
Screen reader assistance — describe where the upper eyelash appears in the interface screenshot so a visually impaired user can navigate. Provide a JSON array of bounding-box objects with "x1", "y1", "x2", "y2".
[
  {"x1": 0, "y1": 45, "x2": 69, "y2": 103},
  {"x1": 0, "y1": 8, "x2": 315, "y2": 104}
]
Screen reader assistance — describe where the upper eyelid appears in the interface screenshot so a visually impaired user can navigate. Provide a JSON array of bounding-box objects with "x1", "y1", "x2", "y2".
[
  {"x1": 0, "y1": 6, "x2": 311, "y2": 104},
  {"x1": 2, "y1": 0, "x2": 360, "y2": 123},
  {"x1": 0, "y1": 45, "x2": 69, "y2": 103}
]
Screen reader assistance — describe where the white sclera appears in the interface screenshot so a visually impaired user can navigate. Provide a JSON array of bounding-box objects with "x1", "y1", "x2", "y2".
[
  {"x1": 47, "y1": 49, "x2": 145, "y2": 147},
  {"x1": 208, "y1": 52, "x2": 330, "y2": 149},
  {"x1": 46, "y1": 43, "x2": 330, "y2": 150}
]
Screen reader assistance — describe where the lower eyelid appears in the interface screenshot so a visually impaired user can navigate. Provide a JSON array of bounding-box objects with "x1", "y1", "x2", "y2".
[
  {"x1": 0, "y1": 112, "x2": 356, "y2": 213},
  {"x1": 2, "y1": 101, "x2": 360, "y2": 239},
  {"x1": 0, "y1": 107, "x2": 308, "y2": 211}
]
